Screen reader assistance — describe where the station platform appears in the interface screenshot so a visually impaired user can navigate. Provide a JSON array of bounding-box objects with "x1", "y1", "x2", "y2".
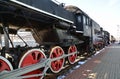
[{"x1": 64, "y1": 43, "x2": 120, "y2": 79}]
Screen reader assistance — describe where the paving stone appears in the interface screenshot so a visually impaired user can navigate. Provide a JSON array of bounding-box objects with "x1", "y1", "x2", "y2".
[{"x1": 64, "y1": 44, "x2": 120, "y2": 79}]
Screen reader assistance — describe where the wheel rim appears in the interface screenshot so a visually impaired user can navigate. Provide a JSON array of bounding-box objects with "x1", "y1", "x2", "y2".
[
  {"x1": 68, "y1": 45, "x2": 77, "y2": 64},
  {"x1": 49, "y1": 46, "x2": 65, "y2": 73},
  {"x1": 0, "y1": 56, "x2": 13, "y2": 72},
  {"x1": 18, "y1": 49, "x2": 46, "y2": 79}
]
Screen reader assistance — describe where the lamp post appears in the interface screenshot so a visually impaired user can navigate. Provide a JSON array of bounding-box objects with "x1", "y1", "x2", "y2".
[{"x1": 117, "y1": 25, "x2": 120, "y2": 43}]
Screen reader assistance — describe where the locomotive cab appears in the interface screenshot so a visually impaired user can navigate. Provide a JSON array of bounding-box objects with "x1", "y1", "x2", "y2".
[{"x1": 65, "y1": 5, "x2": 93, "y2": 55}]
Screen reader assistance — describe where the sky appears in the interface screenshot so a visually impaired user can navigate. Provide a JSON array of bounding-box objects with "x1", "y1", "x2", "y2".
[{"x1": 56, "y1": 0, "x2": 120, "y2": 40}]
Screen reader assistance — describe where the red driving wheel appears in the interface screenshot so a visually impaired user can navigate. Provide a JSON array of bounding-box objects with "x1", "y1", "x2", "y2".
[
  {"x1": 0, "y1": 56, "x2": 13, "y2": 72},
  {"x1": 68, "y1": 45, "x2": 77, "y2": 64},
  {"x1": 49, "y1": 46, "x2": 65, "y2": 73},
  {"x1": 18, "y1": 49, "x2": 46, "y2": 79}
]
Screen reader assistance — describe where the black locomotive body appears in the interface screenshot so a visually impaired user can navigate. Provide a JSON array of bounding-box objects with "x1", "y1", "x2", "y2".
[
  {"x1": 91, "y1": 21, "x2": 104, "y2": 50},
  {"x1": 0, "y1": 0, "x2": 110, "y2": 79}
]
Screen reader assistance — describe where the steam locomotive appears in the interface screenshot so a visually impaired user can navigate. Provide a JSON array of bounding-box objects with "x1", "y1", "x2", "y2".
[{"x1": 0, "y1": 0, "x2": 110, "y2": 79}]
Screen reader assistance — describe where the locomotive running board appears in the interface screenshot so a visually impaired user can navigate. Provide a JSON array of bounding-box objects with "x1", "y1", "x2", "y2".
[{"x1": 9, "y1": 0, "x2": 73, "y2": 24}]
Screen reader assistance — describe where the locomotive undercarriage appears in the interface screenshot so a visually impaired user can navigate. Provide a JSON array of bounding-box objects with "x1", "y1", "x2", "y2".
[{"x1": 0, "y1": 36, "x2": 82, "y2": 79}]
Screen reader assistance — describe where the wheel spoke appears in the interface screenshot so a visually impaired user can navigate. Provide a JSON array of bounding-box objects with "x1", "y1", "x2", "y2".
[
  {"x1": 68, "y1": 45, "x2": 77, "y2": 64},
  {"x1": 18, "y1": 49, "x2": 46, "y2": 79},
  {"x1": 49, "y1": 46, "x2": 65, "y2": 73}
]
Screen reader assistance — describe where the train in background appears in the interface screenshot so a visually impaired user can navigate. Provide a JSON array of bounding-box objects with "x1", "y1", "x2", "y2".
[
  {"x1": 0, "y1": 0, "x2": 111, "y2": 79},
  {"x1": 110, "y1": 35, "x2": 116, "y2": 43}
]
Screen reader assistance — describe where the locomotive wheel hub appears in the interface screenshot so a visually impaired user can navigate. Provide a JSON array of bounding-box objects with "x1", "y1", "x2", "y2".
[
  {"x1": 18, "y1": 49, "x2": 46, "y2": 79},
  {"x1": 0, "y1": 56, "x2": 13, "y2": 72},
  {"x1": 68, "y1": 45, "x2": 77, "y2": 64},
  {"x1": 49, "y1": 46, "x2": 65, "y2": 73}
]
